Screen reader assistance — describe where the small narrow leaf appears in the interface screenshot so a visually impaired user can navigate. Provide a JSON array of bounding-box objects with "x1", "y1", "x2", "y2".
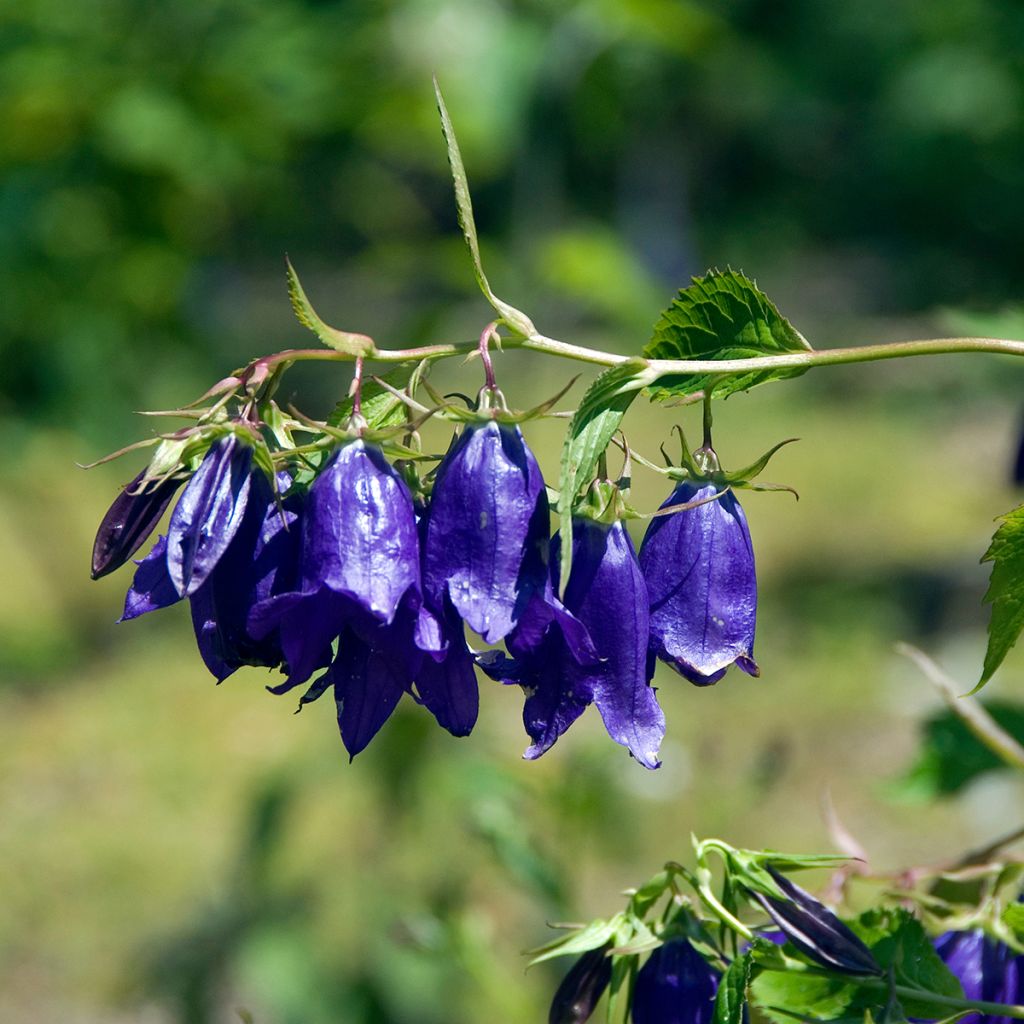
[
  {"x1": 286, "y1": 257, "x2": 375, "y2": 357},
  {"x1": 433, "y1": 78, "x2": 535, "y2": 337},
  {"x1": 529, "y1": 917, "x2": 622, "y2": 967},
  {"x1": 643, "y1": 270, "x2": 811, "y2": 399},
  {"x1": 976, "y1": 504, "x2": 1024, "y2": 692},
  {"x1": 556, "y1": 359, "x2": 653, "y2": 591}
]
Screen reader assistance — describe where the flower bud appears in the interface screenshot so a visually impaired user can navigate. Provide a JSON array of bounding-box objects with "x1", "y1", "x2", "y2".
[
  {"x1": 548, "y1": 946, "x2": 612, "y2": 1024},
  {"x1": 639, "y1": 481, "x2": 758, "y2": 685},
  {"x1": 91, "y1": 470, "x2": 181, "y2": 580},
  {"x1": 748, "y1": 867, "x2": 878, "y2": 976},
  {"x1": 632, "y1": 940, "x2": 719, "y2": 1024}
]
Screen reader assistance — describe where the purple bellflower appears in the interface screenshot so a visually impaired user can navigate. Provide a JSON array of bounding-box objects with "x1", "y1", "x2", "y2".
[
  {"x1": 639, "y1": 478, "x2": 758, "y2": 685},
  {"x1": 249, "y1": 439, "x2": 426, "y2": 690},
  {"x1": 632, "y1": 939, "x2": 720, "y2": 1024},
  {"x1": 422, "y1": 420, "x2": 549, "y2": 643},
  {"x1": 188, "y1": 472, "x2": 303, "y2": 681},
  {"x1": 548, "y1": 945, "x2": 613, "y2": 1024},
  {"x1": 936, "y1": 930, "x2": 1024, "y2": 1024},
  {"x1": 748, "y1": 866, "x2": 878, "y2": 976},
  {"x1": 484, "y1": 516, "x2": 665, "y2": 769},
  {"x1": 121, "y1": 435, "x2": 259, "y2": 621},
  {"x1": 91, "y1": 469, "x2": 181, "y2": 580}
]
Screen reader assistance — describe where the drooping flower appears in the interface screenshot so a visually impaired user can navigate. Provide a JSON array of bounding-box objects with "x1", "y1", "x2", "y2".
[
  {"x1": 91, "y1": 469, "x2": 182, "y2": 580},
  {"x1": 747, "y1": 866, "x2": 878, "y2": 976},
  {"x1": 639, "y1": 479, "x2": 758, "y2": 685},
  {"x1": 935, "y1": 930, "x2": 1023, "y2": 1024},
  {"x1": 413, "y1": 597, "x2": 479, "y2": 738},
  {"x1": 188, "y1": 473, "x2": 303, "y2": 681},
  {"x1": 249, "y1": 439, "x2": 425, "y2": 688},
  {"x1": 165, "y1": 434, "x2": 255, "y2": 597},
  {"x1": 632, "y1": 939, "x2": 720, "y2": 1024},
  {"x1": 422, "y1": 420, "x2": 550, "y2": 643},
  {"x1": 483, "y1": 517, "x2": 665, "y2": 769},
  {"x1": 548, "y1": 945, "x2": 612, "y2": 1024}
]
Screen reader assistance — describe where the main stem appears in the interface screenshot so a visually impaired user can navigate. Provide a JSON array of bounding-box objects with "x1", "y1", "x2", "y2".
[{"x1": 249, "y1": 334, "x2": 1024, "y2": 383}]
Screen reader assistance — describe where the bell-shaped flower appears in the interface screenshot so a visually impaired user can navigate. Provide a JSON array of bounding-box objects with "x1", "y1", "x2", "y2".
[
  {"x1": 483, "y1": 515, "x2": 665, "y2": 769},
  {"x1": 632, "y1": 940, "x2": 719, "y2": 1024},
  {"x1": 639, "y1": 479, "x2": 758, "y2": 685},
  {"x1": 422, "y1": 420, "x2": 549, "y2": 643},
  {"x1": 249, "y1": 439, "x2": 424, "y2": 688},
  {"x1": 935, "y1": 930, "x2": 1023, "y2": 1024},
  {"x1": 548, "y1": 945, "x2": 612, "y2": 1024},
  {"x1": 189, "y1": 473, "x2": 303, "y2": 681},
  {"x1": 747, "y1": 866, "x2": 878, "y2": 976},
  {"x1": 91, "y1": 469, "x2": 181, "y2": 580},
  {"x1": 166, "y1": 434, "x2": 255, "y2": 597}
]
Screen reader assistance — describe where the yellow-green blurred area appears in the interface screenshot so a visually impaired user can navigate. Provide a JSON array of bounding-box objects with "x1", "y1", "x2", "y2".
[{"x1": 3, "y1": 0, "x2": 1024, "y2": 1021}]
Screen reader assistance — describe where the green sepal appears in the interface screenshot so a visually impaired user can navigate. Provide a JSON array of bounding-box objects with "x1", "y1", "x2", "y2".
[
  {"x1": 644, "y1": 270, "x2": 811, "y2": 400},
  {"x1": 286, "y1": 256, "x2": 376, "y2": 357},
  {"x1": 433, "y1": 78, "x2": 536, "y2": 339},
  {"x1": 527, "y1": 914, "x2": 625, "y2": 967},
  {"x1": 974, "y1": 503, "x2": 1024, "y2": 693}
]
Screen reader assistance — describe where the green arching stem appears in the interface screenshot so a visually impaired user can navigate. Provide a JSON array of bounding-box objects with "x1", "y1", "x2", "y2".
[{"x1": 243, "y1": 333, "x2": 1024, "y2": 384}]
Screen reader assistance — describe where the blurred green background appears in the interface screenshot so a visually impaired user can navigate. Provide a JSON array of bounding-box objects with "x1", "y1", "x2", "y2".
[{"x1": 3, "y1": 0, "x2": 1024, "y2": 1021}]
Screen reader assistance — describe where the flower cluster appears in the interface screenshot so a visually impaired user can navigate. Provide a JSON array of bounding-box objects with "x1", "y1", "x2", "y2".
[{"x1": 92, "y1": 390, "x2": 771, "y2": 765}]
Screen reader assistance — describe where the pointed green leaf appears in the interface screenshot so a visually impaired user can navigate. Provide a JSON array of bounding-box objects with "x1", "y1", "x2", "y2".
[
  {"x1": 433, "y1": 78, "x2": 535, "y2": 338},
  {"x1": 286, "y1": 257, "x2": 375, "y2": 357},
  {"x1": 556, "y1": 358, "x2": 654, "y2": 591},
  {"x1": 643, "y1": 270, "x2": 811, "y2": 399},
  {"x1": 976, "y1": 504, "x2": 1024, "y2": 692}
]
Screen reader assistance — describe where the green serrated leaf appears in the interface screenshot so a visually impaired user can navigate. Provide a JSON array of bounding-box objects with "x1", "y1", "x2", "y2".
[
  {"x1": 890, "y1": 700, "x2": 1024, "y2": 802},
  {"x1": 529, "y1": 916, "x2": 623, "y2": 967},
  {"x1": 849, "y1": 909, "x2": 962, "y2": 1017},
  {"x1": 286, "y1": 257, "x2": 375, "y2": 357},
  {"x1": 433, "y1": 78, "x2": 535, "y2": 337},
  {"x1": 556, "y1": 359, "x2": 653, "y2": 591},
  {"x1": 715, "y1": 952, "x2": 754, "y2": 1024},
  {"x1": 976, "y1": 504, "x2": 1024, "y2": 692},
  {"x1": 327, "y1": 362, "x2": 421, "y2": 431},
  {"x1": 751, "y1": 967, "x2": 860, "y2": 1024},
  {"x1": 643, "y1": 270, "x2": 811, "y2": 399}
]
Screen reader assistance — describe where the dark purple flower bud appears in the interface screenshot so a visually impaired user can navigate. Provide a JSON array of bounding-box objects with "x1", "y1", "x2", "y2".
[
  {"x1": 166, "y1": 435, "x2": 254, "y2": 598},
  {"x1": 632, "y1": 940, "x2": 720, "y2": 1024},
  {"x1": 639, "y1": 481, "x2": 758, "y2": 685},
  {"x1": 91, "y1": 470, "x2": 181, "y2": 580},
  {"x1": 189, "y1": 473, "x2": 303, "y2": 681},
  {"x1": 485, "y1": 518, "x2": 665, "y2": 769},
  {"x1": 748, "y1": 867, "x2": 878, "y2": 976},
  {"x1": 936, "y1": 930, "x2": 1023, "y2": 1024},
  {"x1": 422, "y1": 421, "x2": 549, "y2": 643},
  {"x1": 249, "y1": 440, "x2": 423, "y2": 687},
  {"x1": 548, "y1": 945, "x2": 613, "y2": 1024}
]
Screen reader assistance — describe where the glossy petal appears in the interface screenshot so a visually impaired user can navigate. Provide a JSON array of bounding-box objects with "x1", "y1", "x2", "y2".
[
  {"x1": 121, "y1": 535, "x2": 180, "y2": 621},
  {"x1": 91, "y1": 469, "x2": 181, "y2": 580},
  {"x1": 189, "y1": 473, "x2": 303, "y2": 681},
  {"x1": 936, "y1": 930, "x2": 1022, "y2": 1024},
  {"x1": 166, "y1": 436, "x2": 253, "y2": 597},
  {"x1": 332, "y1": 621, "x2": 418, "y2": 759},
  {"x1": 301, "y1": 440, "x2": 419, "y2": 622},
  {"x1": 423, "y1": 422, "x2": 549, "y2": 643},
  {"x1": 640, "y1": 481, "x2": 758, "y2": 684},
  {"x1": 498, "y1": 519, "x2": 665, "y2": 768},
  {"x1": 632, "y1": 940, "x2": 719, "y2": 1024},
  {"x1": 414, "y1": 602, "x2": 479, "y2": 737}
]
